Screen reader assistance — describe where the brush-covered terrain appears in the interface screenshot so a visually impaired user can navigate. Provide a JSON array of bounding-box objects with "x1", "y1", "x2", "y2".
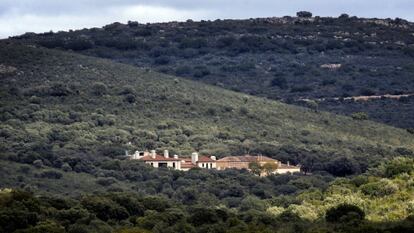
[
  {"x1": 10, "y1": 14, "x2": 414, "y2": 129},
  {"x1": 1, "y1": 40, "x2": 414, "y2": 233},
  {"x1": 1, "y1": 158, "x2": 414, "y2": 233},
  {"x1": 1, "y1": 41, "x2": 413, "y2": 174}
]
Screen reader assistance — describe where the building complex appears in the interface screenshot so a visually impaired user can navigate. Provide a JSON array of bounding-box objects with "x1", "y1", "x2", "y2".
[{"x1": 129, "y1": 150, "x2": 300, "y2": 175}]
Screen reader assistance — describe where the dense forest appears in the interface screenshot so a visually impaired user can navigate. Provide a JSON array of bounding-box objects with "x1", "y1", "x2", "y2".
[
  {"x1": 1, "y1": 42, "x2": 413, "y2": 177},
  {"x1": 1, "y1": 13, "x2": 414, "y2": 233},
  {"x1": 1, "y1": 157, "x2": 414, "y2": 232},
  {"x1": 10, "y1": 13, "x2": 414, "y2": 129}
]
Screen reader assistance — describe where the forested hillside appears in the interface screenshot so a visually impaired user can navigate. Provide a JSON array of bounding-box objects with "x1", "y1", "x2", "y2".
[
  {"x1": 10, "y1": 14, "x2": 414, "y2": 129},
  {"x1": 1, "y1": 41, "x2": 413, "y2": 177},
  {"x1": 1, "y1": 21, "x2": 414, "y2": 233}
]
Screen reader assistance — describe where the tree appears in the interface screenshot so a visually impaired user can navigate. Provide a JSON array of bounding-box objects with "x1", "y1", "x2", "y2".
[
  {"x1": 325, "y1": 204, "x2": 365, "y2": 223},
  {"x1": 297, "y1": 11, "x2": 313, "y2": 18},
  {"x1": 188, "y1": 207, "x2": 219, "y2": 226},
  {"x1": 124, "y1": 94, "x2": 136, "y2": 103},
  {"x1": 39, "y1": 170, "x2": 63, "y2": 179},
  {"x1": 270, "y1": 77, "x2": 288, "y2": 89},
  {"x1": 325, "y1": 156, "x2": 361, "y2": 176},
  {"x1": 92, "y1": 82, "x2": 108, "y2": 96},
  {"x1": 263, "y1": 162, "x2": 278, "y2": 176},
  {"x1": 248, "y1": 162, "x2": 262, "y2": 176},
  {"x1": 240, "y1": 196, "x2": 267, "y2": 211},
  {"x1": 351, "y1": 112, "x2": 368, "y2": 120}
]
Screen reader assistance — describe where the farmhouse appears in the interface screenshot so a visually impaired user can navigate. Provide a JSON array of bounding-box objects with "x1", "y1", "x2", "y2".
[
  {"x1": 180, "y1": 153, "x2": 217, "y2": 171},
  {"x1": 216, "y1": 155, "x2": 300, "y2": 174},
  {"x1": 137, "y1": 150, "x2": 182, "y2": 170},
  {"x1": 131, "y1": 150, "x2": 216, "y2": 171},
  {"x1": 129, "y1": 150, "x2": 300, "y2": 174}
]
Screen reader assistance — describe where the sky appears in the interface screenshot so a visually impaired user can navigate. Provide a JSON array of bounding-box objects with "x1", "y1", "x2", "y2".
[{"x1": 1, "y1": 0, "x2": 414, "y2": 39}]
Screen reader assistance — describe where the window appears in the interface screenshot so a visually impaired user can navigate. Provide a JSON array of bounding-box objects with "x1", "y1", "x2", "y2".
[{"x1": 173, "y1": 162, "x2": 176, "y2": 168}]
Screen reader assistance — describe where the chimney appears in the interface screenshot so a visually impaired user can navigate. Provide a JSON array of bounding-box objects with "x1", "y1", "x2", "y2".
[
  {"x1": 287, "y1": 161, "x2": 290, "y2": 166},
  {"x1": 132, "y1": 151, "x2": 139, "y2": 159},
  {"x1": 164, "y1": 150, "x2": 169, "y2": 158},
  {"x1": 191, "y1": 152, "x2": 199, "y2": 164},
  {"x1": 125, "y1": 150, "x2": 129, "y2": 157},
  {"x1": 210, "y1": 156, "x2": 216, "y2": 160},
  {"x1": 150, "y1": 150, "x2": 156, "y2": 159},
  {"x1": 174, "y1": 154, "x2": 178, "y2": 159}
]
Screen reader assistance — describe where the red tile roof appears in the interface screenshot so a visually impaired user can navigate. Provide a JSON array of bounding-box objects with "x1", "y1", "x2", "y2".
[
  {"x1": 197, "y1": 156, "x2": 215, "y2": 162},
  {"x1": 217, "y1": 155, "x2": 277, "y2": 163},
  {"x1": 139, "y1": 154, "x2": 181, "y2": 161}
]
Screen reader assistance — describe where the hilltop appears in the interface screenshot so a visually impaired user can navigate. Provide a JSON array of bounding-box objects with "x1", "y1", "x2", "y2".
[
  {"x1": 1, "y1": 41, "x2": 413, "y2": 177},
  {"x1": 9, "y1": 14, "x2": 414, "y2": 129}
]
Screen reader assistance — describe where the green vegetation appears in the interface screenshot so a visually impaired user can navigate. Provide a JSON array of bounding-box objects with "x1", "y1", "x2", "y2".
[
  {"x1": 0, "y1": 38, "x2": 414, "y2": 233},
  {"x1": 267, "y1": 157, "x2": 414, "y2": 223},
  {"x1": 11, "y1": 15, "x2": 414, "y2": 128},
  {"x1": 1, "y1": 157, "x2": 413, "y2": 233},
  {"x1": 1, "y1": 42, "x2": 413, "y2": 177}
]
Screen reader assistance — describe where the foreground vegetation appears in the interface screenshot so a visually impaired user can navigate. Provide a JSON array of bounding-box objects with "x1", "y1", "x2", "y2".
[
  {"x1": 1, "y1": 157, "x2": 413, "y2": 233},
  {"x1": 10, "y1": 14, "x2": 414, "y2": 128}
]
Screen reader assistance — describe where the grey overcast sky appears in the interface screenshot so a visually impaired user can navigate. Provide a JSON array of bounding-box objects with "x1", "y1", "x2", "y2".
[{"x1": 1, "y1": 0, "x2": 414, "y2": 38}]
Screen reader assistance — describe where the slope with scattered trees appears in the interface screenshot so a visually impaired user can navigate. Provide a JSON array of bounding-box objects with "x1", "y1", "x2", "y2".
[{"x1": 9, "y1": 14, "x2": 414, "y2": 129}]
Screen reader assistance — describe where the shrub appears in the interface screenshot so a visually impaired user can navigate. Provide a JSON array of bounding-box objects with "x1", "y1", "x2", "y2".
[
  {"x1": 351, "y1": 112, "x2": 368, "y2": 120},
  {"x1": 193, "y1": 67, "x2": 210, "y2": 78},
  {"x1": 127, "y1": 21, "x2": 139, "y2": 27},
  {"x1": 19, "y1": 165, "x2": 31, "y2": 174},
  {"x1": 33, "y1": 160, "x2": 43, "y2": 168},
  {"x1": 119, "y1": 85, "x2": 136, "y2": 95},
  {"x1": 290, "y1": 85, "x2": 313, "y2": 93},
  {"x1": 382, "y1": 157, "x2": 414, "y2": 178},
  {"x1": 270, "y1": 77, "x2": 288, "y2": 89},
  {"x1": 92, "y1": 82, "x2": 108, "y2": 96},
  {"x1": 61, "y1": 163, "x2": 72, "y2": 172},
  {"x1": 297, "y1": 11, "x2": 313, "y2": 18},
  {"x1": 189, "y1": 207, "x2": 219, "y2": 226},
  {"x1": 64, "y1": 39, "x2": 94, "y2": 51},
  {"x1": 206, "y1": 108, "x2": 217, "y2": 116},
  {"x1": 40, "y1": 170, "x2": 63, "y2": 179},
  {"x1": 154, "y1": 56, "x2": 170, "y2": 65},
  {"x1": 359, "y1": 88, "x2": 375, "y2": 96},
  {"x1": 325, "y1": 156, "x2": 361, "y2": 176},
  {"x1": 325, "y1": 204, "x2": 365, "y2": 223},
  {"x1": 179, "y1": 38, "x2": 207, "y2": 49},
  {"x1": 339, "y1": 13, "x2": 350, "y2": 19},
  {"x1": 124, "y1": 94, "x2": 136, "y2": 103},
  {"x1": 96, "y1": 178, "x2": 117, "y2": 186},
  {"x1": 240, "y1": 107, "x2": 249, "y2": 115},
  {"x1": 48, "y1": 83, "x2": 73, "y2": 96},
  {"x1": 360, "y1": 179, "x2": 398, "y2": 197}
]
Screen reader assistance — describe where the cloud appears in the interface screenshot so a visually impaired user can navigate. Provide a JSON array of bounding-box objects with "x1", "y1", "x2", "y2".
[
  {"x1": 0, "y1": 4, "x2": 213, "y2": 38},
  {"x1": 0, "y1": 0, "x2": 413, "y2": 39}
]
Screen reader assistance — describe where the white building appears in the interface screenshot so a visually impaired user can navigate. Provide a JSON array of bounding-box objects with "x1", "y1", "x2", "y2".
[
  {"x1": 131, "y1": 150, "x2": 216, "y2": 171},
  {"x1": 180, "y1": 152, "x2": 217, "y2": 171},
  {"x1": 137, "y1": 150, "x2": 182, "y2": 170}
]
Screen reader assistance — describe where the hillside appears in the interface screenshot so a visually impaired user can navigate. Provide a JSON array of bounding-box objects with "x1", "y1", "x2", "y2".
[
  {"x1": 10, "y1": 14, "x2": 414, "y2": 129},
  {"x1": 1, "y1": 41, "x2": 413, "y2": 177}
]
